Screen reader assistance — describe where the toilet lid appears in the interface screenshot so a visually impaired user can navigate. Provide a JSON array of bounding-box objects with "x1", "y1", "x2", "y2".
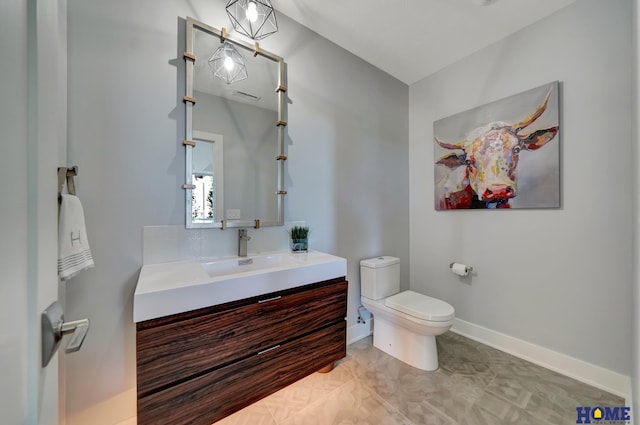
[{"x1": 385, "y1": 290, "x2": 455, "y2": 322}]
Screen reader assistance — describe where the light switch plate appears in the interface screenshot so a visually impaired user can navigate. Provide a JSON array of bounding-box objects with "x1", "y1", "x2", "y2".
[{"x1": 227, "y1": 209, "x2": 241, "y2": 220}]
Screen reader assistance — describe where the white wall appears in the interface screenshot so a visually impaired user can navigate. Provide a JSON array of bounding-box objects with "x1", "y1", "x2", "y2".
[
  {"x1": 410, "y1": 0, "x2": 633, "y2": 376},
  {"x1": 64, "y1": 0, "x2": 408, "y2": 423}
]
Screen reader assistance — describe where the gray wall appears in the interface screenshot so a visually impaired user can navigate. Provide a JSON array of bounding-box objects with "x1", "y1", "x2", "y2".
[
  {"x1": 633, "y1": 0, "x2": 639, "y2": 420},
  {"x1": 1, "y1": 1, "x2": 29, "y2": 423},
  {"x1": 409, "y1": 0, "x2": 633, "y2": 375},
  {"x1": 65, "y1": 0, "x2": 409, "y2": 422},
  {"x1": 1, "y1": 0, "x2": 67, "y2": 423}
]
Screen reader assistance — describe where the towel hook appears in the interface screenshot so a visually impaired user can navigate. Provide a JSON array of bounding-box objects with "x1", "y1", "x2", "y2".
[{"x1": 58, "y1": 166, "x2": 78, "y2": 201}]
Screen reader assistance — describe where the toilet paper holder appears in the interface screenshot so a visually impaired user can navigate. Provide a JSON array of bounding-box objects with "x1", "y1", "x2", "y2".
[{"x1": 449, "y1": 262, "x2": 473, "y2": 273}]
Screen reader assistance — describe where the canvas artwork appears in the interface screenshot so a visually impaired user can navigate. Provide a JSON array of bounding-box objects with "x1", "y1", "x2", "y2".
[{"x1": 434, "y1": 81, "x2": 560, "y2": 210}]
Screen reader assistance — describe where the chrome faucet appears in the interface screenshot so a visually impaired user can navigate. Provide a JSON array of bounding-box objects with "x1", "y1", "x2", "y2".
[{"x1": 238, "y1": 229, "x2": 251, "y2": 257}]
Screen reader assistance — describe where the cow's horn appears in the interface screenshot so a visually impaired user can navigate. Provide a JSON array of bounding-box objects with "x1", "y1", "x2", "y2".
[
  {"x1": 514, "y1": 87, "x2": 553, "y2": 131},
  {"x1": 435, "y1": 136, "x2": 466, "y2": 150}
]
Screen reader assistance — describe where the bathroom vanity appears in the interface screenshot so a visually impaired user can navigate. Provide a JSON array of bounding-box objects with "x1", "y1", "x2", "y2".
[
  {"x1": 134, "y1": 251, "x2": 348, "y2": 425},
  {"x1": 140, "y1": 17, "x2": 351, "y2": 424}
]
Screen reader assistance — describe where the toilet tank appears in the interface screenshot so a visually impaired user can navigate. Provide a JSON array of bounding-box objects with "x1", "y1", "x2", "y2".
[{"x1": 360, "y1": 256, "x2": 400, "y2": 300}]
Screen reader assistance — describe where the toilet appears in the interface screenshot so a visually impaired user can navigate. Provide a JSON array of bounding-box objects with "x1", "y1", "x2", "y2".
[{"x1": 360, "y1": 256, "x2": 455, "y2": 371}]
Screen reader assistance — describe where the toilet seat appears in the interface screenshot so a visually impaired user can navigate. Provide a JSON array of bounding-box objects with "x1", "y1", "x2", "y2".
[{"x1": 384, "y1": 290, "x2": 454, "y2": 322}]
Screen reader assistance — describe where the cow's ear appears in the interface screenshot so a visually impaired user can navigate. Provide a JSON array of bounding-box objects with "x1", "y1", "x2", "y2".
[
  {"x1": 436, "y1": 153, "x2": 467, "y2": 169},
  {"x1": 521, "y1": 127, "x2": 559, "y2": 151}
]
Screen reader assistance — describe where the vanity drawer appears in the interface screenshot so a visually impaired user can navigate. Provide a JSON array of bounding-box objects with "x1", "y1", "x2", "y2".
[
  {"x1": 137, "y1": 320, "x2": 346, "y2": 425},
  {"x1": 136, "y1": 278, "x2": 347, "y2": 396}
]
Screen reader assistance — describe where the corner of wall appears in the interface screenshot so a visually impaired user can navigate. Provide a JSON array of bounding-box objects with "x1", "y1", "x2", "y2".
[
  {"x1": 632, "y1": 0, "x2": 639, "y2": 422},
  {"x1": 347, "y1": 320, "x2": 372, "y2": 345}
]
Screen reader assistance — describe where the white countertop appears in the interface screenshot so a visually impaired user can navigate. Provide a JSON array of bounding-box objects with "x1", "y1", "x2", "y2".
[{"x1": 133, "y1": 250, "x2": 347, "y2": 322}]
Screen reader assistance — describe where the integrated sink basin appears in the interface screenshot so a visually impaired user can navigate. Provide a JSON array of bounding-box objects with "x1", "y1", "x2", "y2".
[
  {"x1": 134, "y1": 250, "x2": 347, "y2": 322},
  {"x1": 200, "y1": 253, "x2": 303, "y2": 278}
]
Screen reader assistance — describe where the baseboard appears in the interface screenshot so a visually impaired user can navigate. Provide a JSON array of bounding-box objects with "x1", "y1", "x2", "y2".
[
  {"x1": 627, "y1": 380, "x2": 634, "y2": 422},
  {"x1": 65, "y1": 387, "x2": 136, "y2": 425},
  {"x1": 451, "y1": 318, "x2": 630, "y2": 399}
]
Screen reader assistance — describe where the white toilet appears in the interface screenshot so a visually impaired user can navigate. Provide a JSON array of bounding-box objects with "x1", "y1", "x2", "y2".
[{"x1": 360, "y1": 256, "x2": 455, "y2": 371}]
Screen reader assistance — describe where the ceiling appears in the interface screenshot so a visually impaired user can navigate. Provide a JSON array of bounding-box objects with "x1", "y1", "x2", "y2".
[{"x1": 275, "y1": 0, "x2": 576, "y2": 85}]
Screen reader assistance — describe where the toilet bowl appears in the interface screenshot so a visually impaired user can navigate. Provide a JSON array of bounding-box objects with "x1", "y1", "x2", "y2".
[{"x1": 360, "y1": 256, "x2": 454, "y2": 371}]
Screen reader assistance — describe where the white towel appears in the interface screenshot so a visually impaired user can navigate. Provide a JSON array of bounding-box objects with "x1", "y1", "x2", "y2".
[{"x1": 58, "y1": 194, "x2": 94, "y2": 280}]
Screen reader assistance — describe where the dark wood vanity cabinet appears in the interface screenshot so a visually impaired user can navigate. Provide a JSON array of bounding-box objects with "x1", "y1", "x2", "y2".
[{"x1": 136, "y1": 277, "x2": 348, "y2": 425}]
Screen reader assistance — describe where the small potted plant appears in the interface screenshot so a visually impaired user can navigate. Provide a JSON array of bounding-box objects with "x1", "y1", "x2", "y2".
[{"x1": 288, "y1": 225, "x2": 310, "y2": 253}]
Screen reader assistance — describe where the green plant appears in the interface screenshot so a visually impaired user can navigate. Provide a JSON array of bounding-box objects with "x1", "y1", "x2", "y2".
[{"x1": 288, "y1": 225, "x2": 310, "y2": 240}]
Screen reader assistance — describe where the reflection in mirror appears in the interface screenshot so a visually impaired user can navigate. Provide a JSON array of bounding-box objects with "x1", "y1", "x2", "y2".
[
  {"x1": 190, "y1": 131, "x2": 224, "y2": 225},
  {"x1": 185, "y1": 17, "x2": 286, "y2": 229}
]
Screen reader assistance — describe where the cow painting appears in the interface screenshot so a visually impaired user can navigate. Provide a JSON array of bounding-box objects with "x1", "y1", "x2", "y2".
[{"x1": 434, "y1": 82, "x2": 560, "y2": 210}]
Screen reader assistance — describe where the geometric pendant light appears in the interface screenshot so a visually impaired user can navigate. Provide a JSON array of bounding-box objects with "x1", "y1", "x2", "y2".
[
  {"x1": 225, "y1": 0, "x2": 278, "y2": 40},
  {"x1": 208, "y1": 41, "x2": 248, "y2": 85}
]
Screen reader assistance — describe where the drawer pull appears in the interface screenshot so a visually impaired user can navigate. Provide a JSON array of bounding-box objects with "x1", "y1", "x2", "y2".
[
  {"x1": 258, "y1": 296, "x2": 282, "y2": 304},
  {"x1": 258, "y1": 345, "x2": 281, "y2": 355}
]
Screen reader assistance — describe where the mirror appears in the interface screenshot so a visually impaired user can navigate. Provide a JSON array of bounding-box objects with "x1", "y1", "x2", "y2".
[{"x1": 184, "y1": 17, "x2": 286, "y2": 229}]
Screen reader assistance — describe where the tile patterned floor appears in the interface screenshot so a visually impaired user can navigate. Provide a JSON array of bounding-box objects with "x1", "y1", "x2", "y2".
[{"x1": 215, "y1": 332, "x2": 624, "y2": 425}]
